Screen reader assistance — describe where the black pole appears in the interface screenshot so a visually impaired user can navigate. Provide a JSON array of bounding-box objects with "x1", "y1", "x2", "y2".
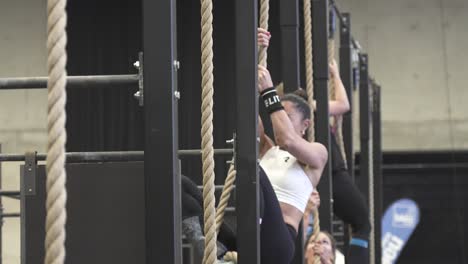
[
  {"x1": 0, "y1": 75, "x2": 139, "y2": 90},
  {"x1": 339, "y1": 13, "x2": 354, "y2": 181},
  {"x1": 280, "y1": 0, "x2": 301, "y2": 92},
  {"x1": 312, "y1": 0, "x2": 333, "y2": 234},
  {"x1": 1, "y1": 213, "x2": 20, "y2": 218},
  {"x1": 358, "y1": 54, "x2": 370, "y2": 203},
  {"x1": 373, "y1": 84, "x2": 383, "y2": 264},
  {"x1": 0, "y1": 149, "x2": 233, "y2": 163},
  {"x1": 338, "y1": 12, "x2": 354, "y2": 254},
  {"x1": 143, "y1": 0, "x2": 181, "y2": 263},
  {"x1": 0, "y1": 191, "x2": 20, "y2": 196},
  {"x1": 235, "y1": 0, "x2": 260, "y2": 262},
  {"x1": 358, "y1": 54, "x2": 371, "y2": 264},
  {"x1": 279, "y1": 0, "x2": 303, "y2": 262}
]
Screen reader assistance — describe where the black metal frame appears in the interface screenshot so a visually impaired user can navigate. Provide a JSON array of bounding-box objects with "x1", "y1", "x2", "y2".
[
  {"x1": 20, "y1": 152, "x2": 38, "y2": 264},
  {"x1": 279, "y1": 0, "x2": 304, "y2": 262},
  {"x1": 0, "y1": 149, "x2": 233, "y2": 163},
  {"x1": 312, "y1": 0, "x2": 333, "y2": 234},
  {"x1": 280, "y1": 0, "x2": 301, "y2": 92},
  {"x1": 337, "y1": 12, "x2": 354, "y2": 253},
  {"x1": 358, "y1": 54, "x2": 370, "y2": 204},
  {"x1": 358, "y1": 53, "x2": 372, "y2": 264},
  {"x1": 372, "y1": 83, "x2": 383, "y2": 264},
  {"x1": 0, "y1": 75, "x2": 139, "y2": 90},
  {"x1": 339, "y1": 13, "x2": 354, "y2": 181},
  {"x1": 235, "y1": 0, "x2": 260, "y2": 261},
  {"x1": 143, "y1": 0, "x2": 181, "y2": 263},
  {"x1": 1, "y1": 213, "x2": 20, "y2": 218}
]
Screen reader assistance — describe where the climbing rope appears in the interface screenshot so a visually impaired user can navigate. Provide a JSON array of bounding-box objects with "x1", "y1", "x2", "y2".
[
  {"x1": 259, "y1": 0, "x2": 269, "y2": 67},
  {"x1": 303, "y1": 1, "x2": 321, "y2": 263},
  {"x1": 45, "y1": 0, "x2": 68, "y2": 263},
  {"x1": 304, "y1": 0, "x2": 315, "y2": 142},
  {"x1": 200, "y1": 0, "x2": 217, "y2": 261},
  {"x1": 216, "y1": 162, "x2": 236, "y2": 234}
]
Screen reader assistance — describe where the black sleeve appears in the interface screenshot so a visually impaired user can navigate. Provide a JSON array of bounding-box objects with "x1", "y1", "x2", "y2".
[{"x1": 259, "y1": 95, "x2": 275, "y2": 143}]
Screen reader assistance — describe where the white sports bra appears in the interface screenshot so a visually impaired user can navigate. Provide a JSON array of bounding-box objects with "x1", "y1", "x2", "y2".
[{"x1": 260, "y1": 146, "x2": 313, "y2": 213}]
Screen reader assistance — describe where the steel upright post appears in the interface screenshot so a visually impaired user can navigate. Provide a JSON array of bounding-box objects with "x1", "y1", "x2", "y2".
[
  {"x1": 143, "y1": 0, "x2": 181, "y2": 262},
  {"x1": 339, "y1": 13, "x2": 355, "y2": 180},
  {"x1": 235, "y1": 0, "x2": 260, "y2": 262},
  {"x1": 312, "y1": 0, "x2": 333, "y2": 233}
]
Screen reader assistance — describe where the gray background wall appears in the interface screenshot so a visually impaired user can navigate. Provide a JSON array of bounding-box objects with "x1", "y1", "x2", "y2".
[
  {"x1": 0, "y1": 0, "x2": 467, "y2": 263},
  {"x1": 1, "y1": 0, "x2": 47, "y2": 263},
  {"x1": 340, "y1": 0, "x2": 468, "y2": 150}
]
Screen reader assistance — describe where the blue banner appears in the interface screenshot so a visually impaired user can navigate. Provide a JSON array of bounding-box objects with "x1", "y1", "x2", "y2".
[{"x1": 381, "y1": 198, "x2": 420, "y2": 264}]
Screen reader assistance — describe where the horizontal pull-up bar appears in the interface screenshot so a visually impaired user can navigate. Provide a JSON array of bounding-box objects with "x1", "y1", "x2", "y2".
[
  {"x1": 0, "y1": 213, "x2": 20, "y2": 218},
  {"x1": 0, "y1": 190, "x2": 20, "y2": 196},
  {"x1": 0, "y1": 149, "x2": 234, "y2": 163},
  {"x1": 0, "y1": 74, "x2": 139, "y2": 90}
]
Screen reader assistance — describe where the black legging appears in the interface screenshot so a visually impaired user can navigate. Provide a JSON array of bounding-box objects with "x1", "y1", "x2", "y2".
[
  {"x1": 259, "y1": 167, "x2": 296, "y2": 264},
  {"x1": 182, "y1": 169, "x2": 297, "y2": 264},
  {"x1": 330, "y1": 133, "x2": 371, "y2": 263}
]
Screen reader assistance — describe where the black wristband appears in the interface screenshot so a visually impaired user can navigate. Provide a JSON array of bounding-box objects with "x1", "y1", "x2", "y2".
[{"x1": 261, "y1": 87, "x2": 284, "y2": 114}]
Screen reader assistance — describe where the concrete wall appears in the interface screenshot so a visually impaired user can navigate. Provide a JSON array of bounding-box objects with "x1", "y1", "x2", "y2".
[
  {"x1": 337, "y1": 0, "x2": 468, "y2": 150},
  {"x1": 0, "y1": 0, "x2": 47, "y2": 263}
]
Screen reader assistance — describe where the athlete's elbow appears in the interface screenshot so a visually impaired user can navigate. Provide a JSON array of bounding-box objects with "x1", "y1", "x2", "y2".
[
  {"x1": 317, "y1": 145, "x2": 329, "y2": 169},
  {"x1": 275, "y1": 132, "x2": 296, "y2": 151}
]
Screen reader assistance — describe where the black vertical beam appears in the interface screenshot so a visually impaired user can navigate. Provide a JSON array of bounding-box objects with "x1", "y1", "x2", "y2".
[
  {"x1": 143, "y1": 0, "x2": 181, "y2": 263},
  {"x1": 339, "y1": 13, "x2": 354, "y2": 181},
  {"x1": 235, "y1": 0, "x2": 260, "y2": 262},
  {"x1": 280, "y1": 0, "x2": 303, "y2": 262},
  {"x1": 359, "y1": 54, "x2": 371, "y2": 264},
  {"x1": 373, "y1": 84, "x2": 383, "y2": 264},
  {"x1": 358, "y1": 54, "x2": 372, "y2": 264},
  {"x1": 312, "y1": 0, "x2": 332, "y2": 233},
  {"x1": 280, "y1": 0, "x2": 301, "y2": 92},
  {"x1": 338, "y1": 13, "x2": 353, "y2": 254},
  {"x1": 358, "y1": 54, "x2": 370, "y2": 204}
]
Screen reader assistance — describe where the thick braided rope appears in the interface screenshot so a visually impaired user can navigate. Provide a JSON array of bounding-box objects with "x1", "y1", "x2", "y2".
[
  {"x1": 258, "y1": 0, "x2": 269, "y2": 67},
  {"x1": 45, "y1": 0, "x2": 68, "y2": 263},
  {"x1": 304, "y1": 0, "x2": 315, "y2": 141},
  {"x1": 216, "y1": 162, "x2": 236, "y2": 234},
  {"x1": 200, "y1": 0, "x2": 217, "y2": 262},
  {"x1": 304, "y1": 2, "x2": 320, "y2": 263}
]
